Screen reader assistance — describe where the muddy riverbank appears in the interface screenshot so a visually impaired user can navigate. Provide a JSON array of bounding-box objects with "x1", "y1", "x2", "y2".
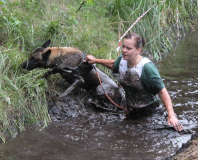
[{"x1": 171, "y1": 138, "x2": 198, "y2": 160}]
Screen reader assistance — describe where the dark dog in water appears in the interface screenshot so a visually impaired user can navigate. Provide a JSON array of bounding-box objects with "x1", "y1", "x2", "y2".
[{"x1": 21, "y1": 40, "x2": 119, "y2": 98}]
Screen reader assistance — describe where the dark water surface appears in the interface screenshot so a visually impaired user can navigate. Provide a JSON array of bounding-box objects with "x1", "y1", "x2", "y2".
[{"x1": 1, "y1": 31, "x2": 198, "y2": 160}]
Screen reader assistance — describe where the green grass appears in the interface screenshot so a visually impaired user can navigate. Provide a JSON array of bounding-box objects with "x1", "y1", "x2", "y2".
[
  {"x1": 0, "y1": 48, "x2": 50, "y2": 142},
  {"x1": 107, "y1": 0, "x2": 198, "y2": 60},
  {"x1": 0, "y1": 0, "x2": 197, "y2": 142}
]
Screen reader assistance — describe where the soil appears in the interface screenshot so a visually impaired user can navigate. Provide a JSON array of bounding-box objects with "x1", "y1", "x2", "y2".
[{"x1": 171, "y1": 139, "x2": 198, "y2": 160}]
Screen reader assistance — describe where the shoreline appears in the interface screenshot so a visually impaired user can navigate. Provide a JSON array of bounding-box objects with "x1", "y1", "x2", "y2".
[{"x1": 171, "y1": 135, "x2": 198, "y2": 159}]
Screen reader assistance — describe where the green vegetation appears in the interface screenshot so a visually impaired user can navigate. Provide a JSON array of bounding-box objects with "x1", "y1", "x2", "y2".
[
  {"x1": 0, "y1": 47, "x2": 50, "y2": 142},
  {"x1": 0, "y1": 0, "x2": 197, "y2": 142}
]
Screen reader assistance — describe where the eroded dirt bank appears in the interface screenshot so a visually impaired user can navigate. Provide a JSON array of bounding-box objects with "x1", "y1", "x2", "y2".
[{"x1": 171, "y1": 138, "x2": 198, "y2": 160}]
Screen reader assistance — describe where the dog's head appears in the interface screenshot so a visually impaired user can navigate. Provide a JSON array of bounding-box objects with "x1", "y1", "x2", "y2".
[{"x1": 21, "y1": 40, "x2": 52, "y2": 70}]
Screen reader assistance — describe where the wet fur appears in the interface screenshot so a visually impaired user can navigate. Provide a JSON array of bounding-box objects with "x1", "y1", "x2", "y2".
[{"x1": 21, "y1": 40, "x2": 119, "y2": 98}]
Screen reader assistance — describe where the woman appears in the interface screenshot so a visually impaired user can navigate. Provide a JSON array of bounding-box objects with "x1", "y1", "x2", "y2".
[{"x1": 84, "y1": 32, "x2": 183, "y2": 131}]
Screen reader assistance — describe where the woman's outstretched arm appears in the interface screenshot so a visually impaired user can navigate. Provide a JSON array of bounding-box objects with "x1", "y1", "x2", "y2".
[
  {"x1": 158, "y1": 87, "x2": 183, "y2": 131},
  {"x1": 84, "y1": 55, "x2": 115, "y2": 70}
]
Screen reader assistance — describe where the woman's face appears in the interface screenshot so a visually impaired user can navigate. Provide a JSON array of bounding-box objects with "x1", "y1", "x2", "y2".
[{"x1": 121, "y1": 38, "x2": 141, "y2": 61}]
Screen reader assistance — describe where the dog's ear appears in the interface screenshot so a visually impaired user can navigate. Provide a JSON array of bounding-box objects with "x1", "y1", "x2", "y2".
[
  {"x1": 42, "y1": 40, "x2": 51, "y2": 48},
  {"x1": 42, "y1": 49, "x2": 51, "y2": 62}
]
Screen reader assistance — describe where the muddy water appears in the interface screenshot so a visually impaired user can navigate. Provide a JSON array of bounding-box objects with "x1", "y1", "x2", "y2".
[{"x1": 1, "y1": 31, "x2": 198, "y2": 160}]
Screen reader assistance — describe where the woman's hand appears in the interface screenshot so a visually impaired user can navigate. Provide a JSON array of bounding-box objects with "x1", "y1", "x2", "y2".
[
  {"x1": 84, "y1": 55, "x2": 97, "y2": 64},
  {"x1": 158, "y1": 88, "x2": 183, "y2": 131},
  {"x1": 83, "y1": 55, "x2": 115, "y2": 70},
  {"x1": 167, "y1": 114, "x2": 183, "y2": 131}
]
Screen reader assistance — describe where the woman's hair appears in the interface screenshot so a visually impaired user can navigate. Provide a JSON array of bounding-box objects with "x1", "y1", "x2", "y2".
[{"x1": 124, "y1": 32, "x2": 146, "y2": 49}]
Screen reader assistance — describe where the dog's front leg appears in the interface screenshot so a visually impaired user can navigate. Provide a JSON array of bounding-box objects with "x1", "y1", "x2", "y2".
[
  {"x1": 42, "y1": 68, "x2": 59, "y2": 79},
  {"x1": 59, "y1": 75, "x2": 85, "y2": 97}
]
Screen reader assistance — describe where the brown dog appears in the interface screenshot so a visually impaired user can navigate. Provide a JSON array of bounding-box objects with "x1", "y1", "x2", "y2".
[{"x1": 21, "y1": 40, "x2": 119, "y2": 98}]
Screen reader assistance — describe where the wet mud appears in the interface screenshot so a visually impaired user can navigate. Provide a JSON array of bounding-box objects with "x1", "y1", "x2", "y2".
[
  {"x1": 1, "y1": 30, "x2": 198, "y2": 160},
  {"x1": 171, "y1": 139, "x2": 198, "y2": 160}
]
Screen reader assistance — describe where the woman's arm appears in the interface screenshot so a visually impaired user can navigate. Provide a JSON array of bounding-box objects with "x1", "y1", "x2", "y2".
[
  {"x1": 158, "y1": 87, "x2": 183, "y2": 131},
  {"x1": 84, "y1": 55, "x2": 115, "y2": 70}
]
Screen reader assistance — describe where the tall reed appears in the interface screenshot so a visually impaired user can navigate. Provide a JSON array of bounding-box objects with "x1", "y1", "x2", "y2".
[{"x1": 107, "y1": 0, "x2": 198, "y2": 60}]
